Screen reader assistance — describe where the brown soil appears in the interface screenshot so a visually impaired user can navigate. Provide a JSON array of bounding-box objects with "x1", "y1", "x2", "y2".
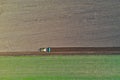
[{"x1": 0, "y1": 47, "x2": 120, "y2": 56}]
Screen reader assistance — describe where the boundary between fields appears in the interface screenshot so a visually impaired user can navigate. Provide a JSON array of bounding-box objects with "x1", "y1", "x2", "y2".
[{"x1": 0, "y1": 47, "x2": 120, "y2": 56}]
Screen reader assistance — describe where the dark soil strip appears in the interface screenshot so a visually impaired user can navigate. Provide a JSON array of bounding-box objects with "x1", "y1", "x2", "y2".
[{"x1": 0, "y1": 47, "x2": 120, "y2": 56}]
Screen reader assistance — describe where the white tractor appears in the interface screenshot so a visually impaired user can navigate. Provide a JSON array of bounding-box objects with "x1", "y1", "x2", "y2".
[{"x1": 39, "y1": 47, "x2": 51, "y2": 53}]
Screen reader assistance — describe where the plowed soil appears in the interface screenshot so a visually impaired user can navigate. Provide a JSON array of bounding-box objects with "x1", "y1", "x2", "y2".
[{"x1": 0, "y1": 47, "x2": 120, "y2": 56}]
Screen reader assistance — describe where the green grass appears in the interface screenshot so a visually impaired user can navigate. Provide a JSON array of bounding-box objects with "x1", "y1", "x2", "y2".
[{"x1": 0, "y1": 55, "x2": 120, "y2": 80}]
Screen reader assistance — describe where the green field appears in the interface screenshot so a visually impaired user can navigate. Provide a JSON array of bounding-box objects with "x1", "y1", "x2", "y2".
[{"x1": 0, "y1": 55, "x2": 120, "y2": 80}]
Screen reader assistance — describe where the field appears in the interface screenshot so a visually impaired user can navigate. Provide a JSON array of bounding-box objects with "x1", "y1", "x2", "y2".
[
  {"x1": 0, "y1": 0, "x2": 120, "y2": 51},
  {"x1": 0, "y1": 55, "x2": 120, "y2": 80}
]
